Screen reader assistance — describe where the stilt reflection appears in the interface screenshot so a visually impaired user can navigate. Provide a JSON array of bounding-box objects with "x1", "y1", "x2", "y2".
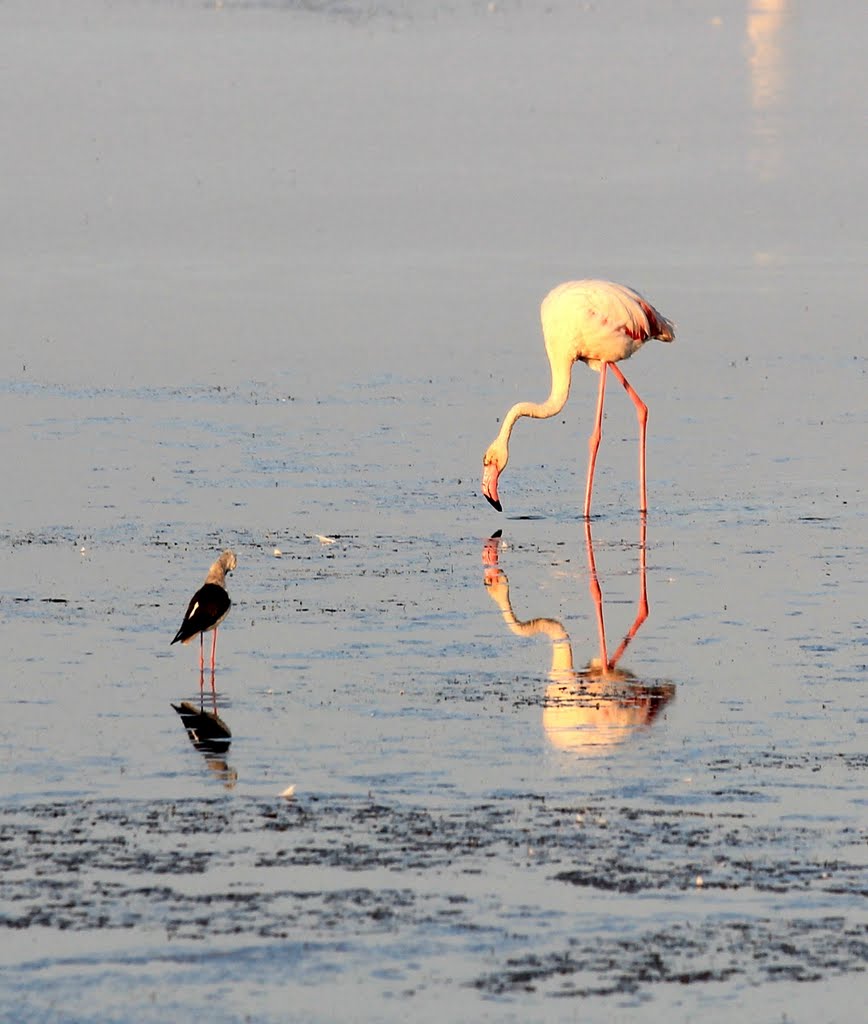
[
  {"x1": 483, "y1": 520, "x2": 674, "y2": 754},
  {"x1": 171, "y1": 693, "x2": 237, "y2": 788}
]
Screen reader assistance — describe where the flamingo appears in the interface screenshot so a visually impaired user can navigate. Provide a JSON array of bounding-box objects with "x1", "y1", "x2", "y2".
[
  {"x1": 171, "y1": 550, "x2": 237, "y2": 687},
  {"x1": 481, "y1": 280, "x2": 675, "y2": 517}
]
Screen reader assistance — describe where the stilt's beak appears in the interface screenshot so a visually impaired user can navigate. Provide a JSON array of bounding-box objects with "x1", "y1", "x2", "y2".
[{"x1": 482, "y1": 464, "x2": 502, "y2": 512}]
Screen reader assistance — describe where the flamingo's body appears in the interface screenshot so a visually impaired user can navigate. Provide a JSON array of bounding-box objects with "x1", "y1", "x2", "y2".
[
  {"x1": 171, "y1": 550, "x2": 237, "y2": 682},
  {"x1": 482, "y1": 280, "x2": 674, "y2": 517}
]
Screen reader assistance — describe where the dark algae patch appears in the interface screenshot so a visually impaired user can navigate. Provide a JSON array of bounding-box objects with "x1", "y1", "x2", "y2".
[{"x1": 1, "y1": 794, "x2": 865, "y2": 999}]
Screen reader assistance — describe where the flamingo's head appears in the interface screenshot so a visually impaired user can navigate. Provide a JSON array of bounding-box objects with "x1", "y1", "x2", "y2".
[{"x1": 482, "y1": 442, "x2": 507, "y2": 512}]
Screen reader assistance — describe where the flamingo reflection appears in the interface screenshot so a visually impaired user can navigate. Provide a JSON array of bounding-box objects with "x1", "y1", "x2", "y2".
[{"x1": 483, "y1": 520, "x2": 674, "y2": 754}]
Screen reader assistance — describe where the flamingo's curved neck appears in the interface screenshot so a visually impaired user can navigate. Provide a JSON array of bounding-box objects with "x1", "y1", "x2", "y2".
[
  {"x1": 496, "y1": 354, "x2": 573, "y2": 450},
  {"x1": 503, "y1": 611, "x2": 575, "y2": 673},
  {"x1": 491, "y1": 584, "x2": 574, "y2": 660}
]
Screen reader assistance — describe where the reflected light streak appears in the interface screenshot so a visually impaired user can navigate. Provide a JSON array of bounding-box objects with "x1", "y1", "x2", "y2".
[{"x1": 747, "y1": 0, "x2": 787, "y2": 182}]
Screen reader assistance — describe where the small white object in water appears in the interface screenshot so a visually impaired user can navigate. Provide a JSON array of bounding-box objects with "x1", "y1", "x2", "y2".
[
  {"x1": 273, "y1": 548, "x2": 282, "y2": 557},
  {"x1": 695, "y1": 875, "x2": 704, "y2": 887},
  {"x1": 280, "y1": 785, "x2": 296, "y2": 799},
  {"x1": 315, "y1": 534, "x2": 336, "y2": 545}
]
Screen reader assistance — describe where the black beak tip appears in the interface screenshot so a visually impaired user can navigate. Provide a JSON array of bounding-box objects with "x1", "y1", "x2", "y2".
[{"x1": 485, "y1": 494, "x2": 503, "y2": 512}]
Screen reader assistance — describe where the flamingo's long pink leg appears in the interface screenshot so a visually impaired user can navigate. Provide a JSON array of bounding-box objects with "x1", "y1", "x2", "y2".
[
  {"x1": 608, "y1": 363, "x2": 648, "y2": 513},
  {"x1": 584, "y1": 364, "x2": 609, "y2": 519}
]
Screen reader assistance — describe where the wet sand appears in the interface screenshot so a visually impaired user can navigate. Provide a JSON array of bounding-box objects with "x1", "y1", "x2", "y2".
[{"x1": 1, "y1": 1, "x2": 866, "y2": 1021}]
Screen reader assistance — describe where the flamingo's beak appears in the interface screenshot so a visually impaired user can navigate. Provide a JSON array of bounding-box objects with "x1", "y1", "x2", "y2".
[
  {"x1": 482, "y1": 464, "x2": 502, "y2": 512},
  {"x1": 482, "y1": 529, "x2": 502, "y2": 566}
]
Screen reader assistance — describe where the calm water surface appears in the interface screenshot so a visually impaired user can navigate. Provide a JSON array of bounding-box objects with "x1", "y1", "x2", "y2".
[{"x1": 0, "y1": 1, "x2": 865, "y2": 1021}]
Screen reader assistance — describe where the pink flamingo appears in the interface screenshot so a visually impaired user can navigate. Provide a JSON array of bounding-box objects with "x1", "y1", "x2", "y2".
[{"x1": 482, "y1": 280, "x2": 675, "y2": 517}]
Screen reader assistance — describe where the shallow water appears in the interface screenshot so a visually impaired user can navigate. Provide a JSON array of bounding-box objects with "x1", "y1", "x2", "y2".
[{"x1": 0, "y1": 1, "x2": 866, "y2": 1021}]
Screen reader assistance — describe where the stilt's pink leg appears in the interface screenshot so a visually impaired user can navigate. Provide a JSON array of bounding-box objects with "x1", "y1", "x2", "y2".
[
  {"x1": 608, "y1": 363, "x2": 648, "y2": 513},
  {"x1": 584, "y1": 520, "x2": 608, "y2": 666},
  {"x1": 584, "y1": 364, "x2": 608, "y2": 519},
  {"x1": 198, "y1": 634, "x2": 205, "y2": 703},
  {"x1": 210, "y1": 630, "x2": 219, "y2": 699}
]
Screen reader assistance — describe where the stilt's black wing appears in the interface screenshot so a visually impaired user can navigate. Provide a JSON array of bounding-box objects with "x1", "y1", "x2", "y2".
[{"x1": 171, "y1": 583, "x2": 231, "y2": 645}]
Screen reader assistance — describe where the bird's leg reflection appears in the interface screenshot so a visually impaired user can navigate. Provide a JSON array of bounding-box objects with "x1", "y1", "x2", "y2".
[
  {"x1": 483, "y1": 517, "x2": 673, "y2": 753},
  {"x1": 584, "y1": 516, "x2": 649, "y2": 674},
  {"x1": 197, "y1": 663, "x2": 218, "y2": 716}
]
